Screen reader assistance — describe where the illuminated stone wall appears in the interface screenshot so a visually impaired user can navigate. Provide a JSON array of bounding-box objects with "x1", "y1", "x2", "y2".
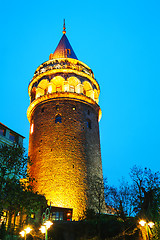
[{"x1": 28, "y1": 97, "x2": 102, "y2": 220}]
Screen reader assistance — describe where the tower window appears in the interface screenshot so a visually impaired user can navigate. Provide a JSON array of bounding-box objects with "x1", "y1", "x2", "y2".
[
  {"x1": 30, "y1": 123, "x2": 34, "y2": 134},
  {"x1": 56, "y1": 105, "x2": 60, "y2": 110},
  {"x1": 88, "y1": 110, "x2": 90, "y2": 115},
  {"x1": 44, "y1": 88, "x2": 48, "y2": 94},
  {"x1": 65, "y1": 49, "x2": 71, "y2": 57},
  {"x1": 41, "y1": 107, "x2": 45, "y2": 113},
  {"x1": 87, "y1": 119, "x2": 91, "y2": 129},
  {"x1": 69, "y1": 85, "x2": 75, "y2": 93},
  {"x1": 31, "y1": 87, "x2": 36, "y2": 101},
  {"x1": 48, "y1": 85, "x2": 52, "y2": 93},
  {"x1": 83, "y1": 89, "x2": 86, "y2": 95},
  {"x1": 55, "y1": 115, "x2": 62, "y2": 123},
  {"x1": 56, "y1": 85, "x2": 62, "y2": 92}
]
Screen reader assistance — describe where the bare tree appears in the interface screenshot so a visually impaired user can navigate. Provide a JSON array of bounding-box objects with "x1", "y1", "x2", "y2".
[
  {"x1": 130, "y1": 165, "x2": 160, "y2": 220},
  {"x1": 106, "y1": 178, "x2": 135, "y2": 219}
]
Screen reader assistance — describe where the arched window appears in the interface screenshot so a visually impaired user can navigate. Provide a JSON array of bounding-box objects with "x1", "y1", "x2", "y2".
[
  {"x1": 55, "y1": 115, "x2": 62, "y2": 123},
  {"x1": 65, "y1": 49, "x2": 71, "y2": 57},
  {"x1": 44, "y1": 88, "x2": 48, "y2": 95},
  {"x1": 87, "y1": 119, "x2": 91, "y2": 129},
  {"x1": 56, "y1": 85, "x2": 62, "y2": 92},
  {"x1": 31, "y1": 87, "x2": 36, "y2": 101},
  {"x1": 69, "y1": 85, "x2": 75, "y2": 93}
]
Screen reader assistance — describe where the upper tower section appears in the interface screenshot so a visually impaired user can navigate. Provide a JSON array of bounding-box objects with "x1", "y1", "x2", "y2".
[
  {"x1": 49, "y1": 20, "x2": 77, "y2": 60},
  {"x1": 27, "y1": 22, "x2": 101, "y2": 122}
]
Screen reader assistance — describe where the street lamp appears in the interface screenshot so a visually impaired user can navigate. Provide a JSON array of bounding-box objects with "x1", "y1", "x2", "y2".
[
  {"x1": 139, "y1": 219, "x2": 154, "y2": 240},
  {"x1": 139, "y1": 220, "x2": 146, "y2": 227},
  {"x1": 20, "y1": 226, "x2": 32, "y2": 240},
  {"x1": 148, "y1": 222, "x2": 155, "y2": 228},
  {"x1": 40, "y1": 220, "x2": 53, "y2": 240}
]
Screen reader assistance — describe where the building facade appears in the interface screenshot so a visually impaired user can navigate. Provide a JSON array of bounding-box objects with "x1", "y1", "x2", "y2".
[
  {"x1": 27, "y1": 25, "x2": 103, "y2": 220},
  {"x1": 0, "y1": 122, "x2": 24, "y2": 146}
]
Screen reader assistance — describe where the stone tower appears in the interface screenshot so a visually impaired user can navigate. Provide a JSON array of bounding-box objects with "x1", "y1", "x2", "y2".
[{"x1": 27, "y1": 23, "x2": 103, "y2": 220}]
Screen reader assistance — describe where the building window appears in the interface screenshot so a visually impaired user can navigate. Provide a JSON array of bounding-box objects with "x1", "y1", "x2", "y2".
[
  {"x1": 52, "y1": 212, "x2": 63, "y2": 221},
  {"x1": 88, "y1": 110, "x2": 90, "y2": 115},
  {"x1": 0, "y1": 129, "x2": 5, "y2": 136},
  {"x1": 59, "y1": 212, "x2": 63, "y2": 220},
  {"x1": 87, "y1": 119, "x2": 91, "y2": 129},
  {"x1": 9, "y1": 133, "x2": 16, "y2": 142},
  {"x1": 52, "y1": 212, "x2": 56, "y2": 221},
  {"x1": 56, "y1": 85, "x2": 62, "y2": 92},
  {"x1": 41, "y1": 107, "x2": 45, "y2": 113},
  {"x1": 55, "y1": 115, "x2": 62, "y2": 123}
]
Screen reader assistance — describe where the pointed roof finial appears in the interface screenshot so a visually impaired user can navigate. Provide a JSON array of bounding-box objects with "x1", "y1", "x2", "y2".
[{"x1": 63, "y1": 19, "x2": 66, "y2": 34}]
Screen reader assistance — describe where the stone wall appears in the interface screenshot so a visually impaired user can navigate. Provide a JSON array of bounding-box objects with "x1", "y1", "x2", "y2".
[{"x1": 28, "y1": 98, "x2": 103, "y2": 220}]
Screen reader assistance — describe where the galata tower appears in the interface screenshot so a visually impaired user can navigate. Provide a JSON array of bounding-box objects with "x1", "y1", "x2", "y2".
[{"x1": 27, "y1": 22, "x2": 103, "y2": 220}]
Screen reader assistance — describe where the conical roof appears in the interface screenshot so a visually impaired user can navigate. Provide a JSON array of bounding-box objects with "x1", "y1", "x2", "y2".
[{"x1": 51, "y1": 33, "x2": 78, "y2": 60}]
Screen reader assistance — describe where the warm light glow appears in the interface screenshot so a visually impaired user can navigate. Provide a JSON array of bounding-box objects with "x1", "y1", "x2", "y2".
[
  {"x1": 139, "y1": 220, "x2": 146, "y2": 226},
  {"x1": 29, "y1": 67, "x2": 100, "y2": 104},
  {"x1": 44, "y1": 220, "x2": 53, "y2": 229},
  {"x1": 27, "y1": 56, "x2": 102, "y2": 220},
  {"x1": 36, "y1": 87, "x2": 44, "y2": 99},
  {"x1": 24, "y1": 227, "x2": 32, "y2": 234},
  {"x1": 30, "y1": 123, "x2": 34, "y2": 134},
  {"x1": 27, "y1": 92, "x2": 101, "y2": 123},
  {"x1": 40, "y1": 225, "x2": 46, "y2": 233},
  {"x1": 20, "y1": 227, "x2": 32, "y2": 237},
  {"x1": 20, "y1": 230, "x2": 25, "y2": 237},
  {"x1": 48, "y1": 85, "x2": 52, "y2": 93},
  {"x1": 28, "y1": 60, "x2": 100, "y2": 99},
  {"x1": 98, "y1": 108, "x2": 102, "y2": 122},
  {"x1": 148, "y1": 222, "x2": 155, "y2": 228}
]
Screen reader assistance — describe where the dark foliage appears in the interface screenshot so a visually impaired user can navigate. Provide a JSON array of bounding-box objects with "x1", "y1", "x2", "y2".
[
  {"x1": 47, "y1": 216, "x2": 139, "y2": 240},
  {"x1": 0, "y1": 144, "x2": 47, "y2": 232}
]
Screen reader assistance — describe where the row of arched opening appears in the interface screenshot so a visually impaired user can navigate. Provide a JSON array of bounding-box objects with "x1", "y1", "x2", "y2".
[{"x1": 30, "y1": 76, "x2": 99, "y2": 103}]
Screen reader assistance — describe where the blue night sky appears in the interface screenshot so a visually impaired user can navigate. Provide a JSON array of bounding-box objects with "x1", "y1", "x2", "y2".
[{"x1": 0, "y1": 0, "x2": 160, "y2": 186}]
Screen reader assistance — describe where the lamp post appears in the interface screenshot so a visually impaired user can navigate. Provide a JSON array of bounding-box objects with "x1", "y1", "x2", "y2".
[
  {"x1": 139, "y1": 220, "x2": 154, "y2": 240},
  {"x1": 19, "y1": 226, "x2": 32, "y2": 240},
  {"x1": 40, "y1": 207, "x2": 53, "y2": 240},
  {"x1": 40, "y1": 220, "x2": 53, "y2": 240}
]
